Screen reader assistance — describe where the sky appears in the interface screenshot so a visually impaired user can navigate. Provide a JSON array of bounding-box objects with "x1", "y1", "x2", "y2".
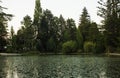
[{"x1": 2, "y1": 0, "x2": 101, "y2": 32}]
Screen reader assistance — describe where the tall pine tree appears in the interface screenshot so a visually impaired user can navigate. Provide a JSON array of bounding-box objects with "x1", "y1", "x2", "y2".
[
  {"x1": 98, "y1": 0, "x2": 120, "y2": 52},
  {"x1": 0, "y1": 1, "x2": 12, "y2": 52},
  {"x1": 78, "y1": 7, "x2": 91, "y2": 41}
]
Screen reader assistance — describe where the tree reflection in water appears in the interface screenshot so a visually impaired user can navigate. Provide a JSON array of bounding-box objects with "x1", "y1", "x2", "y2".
[
  {"x1": 0, "y1": 56, "x2": 7, "y2": 78},
  {"x1": 106, "y1": 57, "x2": 120, "y2": 78},
  {"x1": 0, "y1": 56, "x2": 120, "y2": 78},
  {"x1": 0, "y1": 56, "x2": 19, "y2": 78}
]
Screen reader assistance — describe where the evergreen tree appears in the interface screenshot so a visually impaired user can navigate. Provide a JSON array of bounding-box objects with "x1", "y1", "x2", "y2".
[
  {"x1": 98, "y1": 0, "x2": 120, "y2": 52},
  {"x1": 76, "y1": 28, "x2": 83, "y2": 51},
  {"x1": 0, "y1": 1, "x2": 12, "y2": 52},
  {"x1": 38, "y1": 9, "x2": 54, "y2": 51},
  {"x1": 58, "y1": 15, "x2": 66, "y2": 41},
  {"x1": 88, "y1": 22, "x2": 99, "y2": 42},
  {"x1": 47, "y1": 37, "x2": 56, "y2": 52},
  {"x1": 63, "y1": 30, "x2": 71, "y2": 42},
  {"x1": 66, "y1": 18, "x2": 76, "y2": 41},
  {"x1": 89, "y1": 22, "x2": 105, "y2": 53},
  {"x1": 79, "y1": 7, "x2": 90, "y2": 24},
  {"x1": 79, "y1": 7, "x2": 91, "y2": 41}
]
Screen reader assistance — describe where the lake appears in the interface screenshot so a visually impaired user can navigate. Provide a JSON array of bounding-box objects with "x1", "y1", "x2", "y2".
[{"x1": 0, "y1": 55, "x2": 120, "y2": 78}]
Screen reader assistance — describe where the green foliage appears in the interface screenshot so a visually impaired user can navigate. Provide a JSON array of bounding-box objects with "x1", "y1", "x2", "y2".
[
  {"x1": 116, "y1": 47, "x2": 120, "y2": 53},
  {"x1": 63, "y1": 30, "x2": 71, "y2": 42},
  {"x1": 76, "y1": 28, "x2": 83, "y2": 50},
  {"x1": 47, "y1": 37, "x2": 56, "y2": 52},
  {"x1": 95, "y1": 35, "x2": 105, "y2": 54},
  {"x1": 33, "y1": 0, "x2": 43, "y2": 51},
  {"x1": 59, "y1": 15, "x2": 66, "y2": 33},
  {"x1": 88, "y1": 22, "x2": 99, "y2": 42},
  {"x1": 98, "y1": 0, "x2": 120, "y2": 52},
  {"x1": 5, "y1": 0, "x2": 120, "y2": 54},
  {"x1": 33, "y1": 0, "x2": 42, "y2": 25},
  {"x1": 79, "y1": 7, "x2": 90, "y2": 25},
  {"x1": 62, "y1": 40, "x2": 77, "y2": 54},
  {"x1": 0, "y1": 20, "x2": 7, "y2": 51},
  {"x1": 0, "y1": 1, "x2": 12, "y2": 52},
  {"x1": 58, "y1": 15, "x2": 66, "y2": 42},
  {"x1": 0, "y1": 37, "x2": 7, "y2": 51},
  {"x1": 38, "y1": 9, "x2": 54, "y2": 51},
  {"x1": 66, "y1": 18, "x2": 76, "y2": 40},
  {"x1": 36, "y1": 39, "x2": 43, "y2": 51},
  {"x1": 15, "y1": 15, "x2": 35, "y2": 52},
  {"x1": 79, "y1": 7, "x2": 91, "y2": 41},
  {"x1": 84, "y1": 42, "x2": 95, "y2": 53}
]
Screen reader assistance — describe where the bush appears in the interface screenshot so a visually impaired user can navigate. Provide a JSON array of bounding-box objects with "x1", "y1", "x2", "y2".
[
  {"x1": 84, "y1": 42, "x2": 95, "y2": 53},
  {"x1": 62, "y1": 40, "x2": 77, "y2": 54}
]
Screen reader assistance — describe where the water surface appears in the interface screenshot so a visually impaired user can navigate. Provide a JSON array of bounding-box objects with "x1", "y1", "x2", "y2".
[{"x1": 0, "y1": 55, "x2": 120, "y2": 78}]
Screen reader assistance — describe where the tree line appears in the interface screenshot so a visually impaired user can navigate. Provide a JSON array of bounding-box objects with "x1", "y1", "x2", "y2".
[{"x1": 0, "y1": 0, "x2": 120, "y2": 54}]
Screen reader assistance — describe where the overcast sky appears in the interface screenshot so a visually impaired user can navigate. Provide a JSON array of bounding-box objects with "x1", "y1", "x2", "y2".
[{"x1": 2, "y1": 0, "x2": 101, "y2": 32}]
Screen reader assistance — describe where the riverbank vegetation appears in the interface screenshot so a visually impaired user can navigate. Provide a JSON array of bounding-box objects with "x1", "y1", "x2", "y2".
[{"x1": 0, "y1": 0, "x2": 120, "y2": 54}]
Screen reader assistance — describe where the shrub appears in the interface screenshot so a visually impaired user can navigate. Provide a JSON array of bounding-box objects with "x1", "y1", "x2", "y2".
[
  {"x1": 62, "y1": 40, "x2": 77, "y2": 54},
  {"x1": 84, "y1": 42, "x2": 95, "y2": 53}
]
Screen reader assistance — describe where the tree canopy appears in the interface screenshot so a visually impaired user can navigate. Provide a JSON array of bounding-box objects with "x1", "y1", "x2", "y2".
[
  {"x1": 0, "y1": 1, "x2": 12, "y2": 52},
  {"x1": 1, "y1": 0, "x2": 120, "y2": 54}
]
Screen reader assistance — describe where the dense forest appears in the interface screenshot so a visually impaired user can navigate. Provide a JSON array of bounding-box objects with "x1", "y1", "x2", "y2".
[{"x1": 0, "y1": 0, "x2": 120, "y2": 54}]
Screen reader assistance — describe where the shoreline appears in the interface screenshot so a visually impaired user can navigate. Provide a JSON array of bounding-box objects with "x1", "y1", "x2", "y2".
[
  {"x1": 0, "y1": 52, "x2": 120, "y2": 56},
  {"x1": 0, "y1": 53, "x2": 21, "y2": 56},
  {"x1": 106, "y1": 53, "x2": 120, "y2": 56}
]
